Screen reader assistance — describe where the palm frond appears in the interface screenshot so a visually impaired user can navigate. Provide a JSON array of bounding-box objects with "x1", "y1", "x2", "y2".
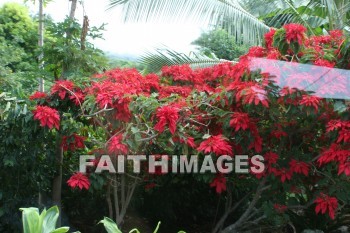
[
  {"x1": 139, "y1": 47, "x2": 230, "y2": 74},
  {"x1": 243, "y1": 0, "x2": 350, "y2": 32},
  {"x1": 108, "y1": 0, "x2": 270, "y2": 45}
]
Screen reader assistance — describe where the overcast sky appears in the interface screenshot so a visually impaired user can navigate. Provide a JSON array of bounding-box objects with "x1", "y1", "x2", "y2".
[{"x1": 0, "y1": 0, "x2": 205, "y2": 57}]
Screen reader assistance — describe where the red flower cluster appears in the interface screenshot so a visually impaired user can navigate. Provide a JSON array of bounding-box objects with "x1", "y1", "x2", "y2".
[
  {"x1": 315, "y1": 194, "x2": 338, "y2": 219},
  {"x1": 273, "y1": 204, "x2": 287, "y2": 213},
  {"x1": 32, "y1": 106, "x2": 60, "y2": 130},
  {"x1": 230, "y1": 112, "x2": 251, "y2": 132},
  {"x1": 197, "y1": 135, "x2": 233, "y2": 156},
  {"x1": 29, "y1": 91, "x2": 47, "y2": 100},
  {"x1": 264, "y1": 29, "x2": 276, "y2": 48},
  {"x1": 51, "y1": 80, "x2": 75, "y2": 100},
  {"x1": 67, "y1": 172, "x2": 90, "y2": 190},
  {"x1": 300, "y1": 95, "x2": 322, "y2": 112},
  {"x1": 283, "y1": 23, "x2": 307, "y2": 45},
  {"x1": 62, "y1": 133, "x2": 86, "y2": 151},
  {"x1": 289, "y1": 159, "x2": 310, "y2": 176},
  {"x1": 154, "y1": 105, "x2": 180, "y2": 135},
  {"x1": 108, "y1": 135, "x2": 128, "y2": 154},
  {"x1": 210, "y1": 175, "x2": 227, "y2": 194}
]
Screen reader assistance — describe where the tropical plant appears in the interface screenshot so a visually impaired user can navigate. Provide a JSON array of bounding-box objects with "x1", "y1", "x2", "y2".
[
  {"x1": 242, "y1": 0, "x2": 350, "y2": 33},
  {"x1": 20, "y1": 206, "x2": 77, "y2": 233},
  {"x1": 99, "y1": 217, "x2": 185, "y2": 233}
]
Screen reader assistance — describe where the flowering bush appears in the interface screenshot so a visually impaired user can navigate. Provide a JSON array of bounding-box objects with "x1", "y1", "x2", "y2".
[{"x1": 29, "y1": 24, "x2": 350, "y2": 232}]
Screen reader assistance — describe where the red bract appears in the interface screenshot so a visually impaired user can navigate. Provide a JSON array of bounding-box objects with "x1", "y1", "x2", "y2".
[
  {"x1": 51, "y1": 80, "x2": 75, "y2": 100},
  {"x1": 230, "y1": 82, "x2": 269, "y2": 108},
  {"x1": 265, "y1": 29, "x2": 276, "y2": 48},
  {"x1": 62, "y1": 133, "x2": 86, "y2": 151},
  {"x1": 32, "y1": 106, "x2": 60, "y2": 130},
  {"x1": 315, "y1": 194, "x2": 338, "y2": 219},
  {"x1": 247, "y1": 46, "x2": 266, "y2": 57},
  {"x1": 338, "y1": 161, "x2": 350, "y2": 176},
  {"x1": 161, "y1": 64, "x2": 194, "y2": 82},
  {"x1": 67, "y1": 172, "x2": 90, "y2": 190},
  {"x1": 326, "y1": 120, "x2": 346, "y2": 132},
  {"x1": 108, "y1": 135, "x2": 128, "y2": 154},
  {"x1": 69, "y1": 90, "x2": 85, "y2": 106},
  {"x1": 336, "y1": 129, "x2": 350, "y2": 143},
  {"x1": 276, "y1": 168, "x2": 293, "y2": 183},
  {"x1": 283, "y1": 23, "x2": 306, "y2": 45},
  {"x1": 273, "y1": 204, "x2": 287, "y2": 213},
  {"x1": 113, "y1": 98, "x2": 132, "y2": 122},
  {"x1": 197, "y1": 135, "x2": 233, "y2": 156},
  {"x1": 29, "y1": 91, "x2": 47, "y2": 100},
  {"x1": 300, "y1": 95, "x2": 322, "y2": 112},
  {"x1": 314, "y1": 59, "x2": 335, "y2": 68},
  {"x1": 210, "y1": 175, "x2": 227, "y2": 194},
  {"x1": 289, "y1": 159, "x2": 310, "y2": 176},
  {"x1": 318, "y1": 144, "x2": 350, "y2": 165},
  {"x1": 154, "y1": 105, "x2": 179, "y2": 135},
  {"x1": 230, "y1": 112, "x2": 251, "y2": 131},
  {"x1": 264, "y1": 152, "x2": 279, "y2": 165}
]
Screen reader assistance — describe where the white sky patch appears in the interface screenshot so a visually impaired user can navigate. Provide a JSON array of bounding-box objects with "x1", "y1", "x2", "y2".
[{"x1": 0, "y1": 0, "x2": 205, "y2": 57}]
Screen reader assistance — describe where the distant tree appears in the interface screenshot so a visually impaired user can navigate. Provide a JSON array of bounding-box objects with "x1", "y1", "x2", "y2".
[
  {"x1": 192, "y1": 29, "x2": 248, "y2": 60},
  {"x1": 0, "y1": 3, "x2": 37, "y2": 72}
]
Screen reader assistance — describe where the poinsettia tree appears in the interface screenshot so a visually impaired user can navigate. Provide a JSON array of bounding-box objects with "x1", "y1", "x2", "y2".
[{"x1": 28, "y1": 24, "x2": 350, "y2": 232}]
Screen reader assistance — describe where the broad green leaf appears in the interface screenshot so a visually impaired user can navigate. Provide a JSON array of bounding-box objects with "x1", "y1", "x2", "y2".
[
  {"x1": 99, "y1": 217, "x2": 122, "y2": 233},
  {"x1": 42, "y1": 206, "x2": 59, "y2": 233},
  {"x1": 20, "y1": 207, "x2": 41, "y2": 233}
]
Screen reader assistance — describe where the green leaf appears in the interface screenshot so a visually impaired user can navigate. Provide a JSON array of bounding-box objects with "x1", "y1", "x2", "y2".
[
  {"x1": 50, "y1": 227, "x2": 70, "y2": 233},
  {"x1": 20, "y1": 207, "x2": 41, "y2": 233},
  {"x1": 99, "y1": 217, "x2": 122, "y2": 233},
  {"x1": 42, "y1": 206, "x2": 59, "y2": 233}
]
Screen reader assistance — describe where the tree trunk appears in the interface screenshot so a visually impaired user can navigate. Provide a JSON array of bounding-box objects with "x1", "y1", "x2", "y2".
[
  {"x1": 52, "y1": 134, "x2": 63, "y2": 226},
  {"x1": 69, "y1": 0, "x2": 78, "y2": 20},
  {"x1": 38, "y1": 0, "x2": 44, "y2": 92},
  {"x1": 61, "y1": 0, "x2": 78, "y2": 79}
]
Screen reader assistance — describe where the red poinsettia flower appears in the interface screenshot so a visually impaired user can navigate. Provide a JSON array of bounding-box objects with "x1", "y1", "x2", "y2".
[
  {"x1": 300, "y1": 95, "x2": 322, "y2": 112},
  {"x1": 314, "y1": 59, "x2": 335, "y2": 68},
  {"x1": 230, "y1": 112, "x2": 251, "y2": 132},
  {"x1": 247, "y1": 46, "x2": 266, "y2": 57},
  {"x1": 289, "y1": 159, "x2": 310, "y2": 176},
  {"x1": 315, "y1": 193, "x2": 338, "y2": 219},
  {"x1": 264, "y1": 152, "x2": 279, "y2": 165},
  {"x1": 62, "y1": 133, "x2": 86, "y2": 151},
  {"x1": 32, "y1": 106, "x2": 60, "y2": 130},
  {"x1": 108, "y1": 135, "x2": 128, "y2": 154},
  {"x1": 283, "y1": 23, "x2": 307, "y2": 45},
  {"x1": 51, "y1": 80, "x2": 75, "y2": 100},
  {"x1": 29, "y1": 91, "x2": 47, "y2": 100},
  {"x1": 69, "y1": 90, "x2": 85, "y2": 106},
  {"x1": 197, "y1": 135, "x2": 233, "y2": 156},
  {"x1": 276, "y1": 168, "x2": 293, "y2": 183},
  {"x1": 338, "y1": 161, "x2": 350, "y2": 176},
  {"x1": 210, "y1": 175, "x2": 227, "y2": 194},
  {"x1": 326, "y1": 120, "x2": 346, "y2": 132},
  {"x1": 265, "y1": 28, "x2": 276, "y2": 48},
  {"x1": 273, "y1": 204, "x2": 288, "y2": 213},
  {"x1": 180, "y1": 136, "x2": 196, "y2": 148},
  {"x1": 336, "y1": 129, "x2": 350, "y2": 143},
  {"x1": 318, "y1": 143, "x2": 350, "y2": 165},
  {"x1": 154, "y1": 105, "x2": 179, "y2": 135},
  {"x1": 67, "y1": 172, "x2": 90, "y2": 190}
]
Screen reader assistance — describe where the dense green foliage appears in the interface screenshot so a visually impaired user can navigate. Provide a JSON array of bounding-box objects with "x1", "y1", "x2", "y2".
[{"x1": 192, "y1": 29, "x2": 248, "y2": 60}]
